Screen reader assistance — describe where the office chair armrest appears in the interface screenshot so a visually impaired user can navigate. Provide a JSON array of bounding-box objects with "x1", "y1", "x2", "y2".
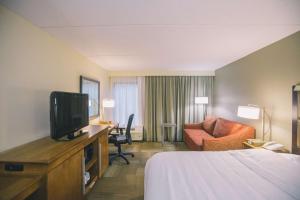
[
  {"x1": 117, "y1": 127, "x2": 125, "y2": 135},
  {"x1": 108, "y1": 123, "x2": 122, "y2": 135},
  {"x1": 109, "y1": 127, "x2": 125, "y2": 135}
]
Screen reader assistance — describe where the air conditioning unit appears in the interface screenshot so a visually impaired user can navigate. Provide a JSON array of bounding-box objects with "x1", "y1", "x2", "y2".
[{"x1": 131, "y1": 126, "x2": 143, "y2": 141}]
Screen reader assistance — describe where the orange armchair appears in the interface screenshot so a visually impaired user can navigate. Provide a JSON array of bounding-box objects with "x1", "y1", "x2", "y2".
[{"x1": 184, "y1": 117, "x2": 255, "y2": 151}]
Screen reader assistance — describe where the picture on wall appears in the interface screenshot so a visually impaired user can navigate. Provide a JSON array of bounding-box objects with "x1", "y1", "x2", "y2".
[{"x1": 80, "y1": 76, "x2": 100, "y2": 118}]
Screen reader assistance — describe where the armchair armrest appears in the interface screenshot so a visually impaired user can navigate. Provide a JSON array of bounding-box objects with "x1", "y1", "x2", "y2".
[
  {"x1": 203, "y1": 128, "x2": 255, "y2": 151},
  {"x1": 184, "y1": 123, "x2": 203, "y2": 130}
]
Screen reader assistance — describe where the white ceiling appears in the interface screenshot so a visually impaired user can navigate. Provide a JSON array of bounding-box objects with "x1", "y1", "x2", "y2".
[{"x1": 1, "y1": 0, "x2": 300, "y2": 72}]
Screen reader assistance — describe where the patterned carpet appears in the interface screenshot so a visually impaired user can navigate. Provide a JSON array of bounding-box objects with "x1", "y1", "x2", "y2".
[{"x1": 87, "y1": 142, "x2": 188, "y2": 200}]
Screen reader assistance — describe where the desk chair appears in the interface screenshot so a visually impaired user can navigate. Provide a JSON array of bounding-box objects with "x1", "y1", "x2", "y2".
[{"x1": 108, "y1": 114, "x2": 134, "y2": 165}]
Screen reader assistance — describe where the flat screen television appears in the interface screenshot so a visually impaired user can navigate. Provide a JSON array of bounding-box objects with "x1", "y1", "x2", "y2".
[{"x1": 50, "y1": 91, "x2": 89, "y2": 140}]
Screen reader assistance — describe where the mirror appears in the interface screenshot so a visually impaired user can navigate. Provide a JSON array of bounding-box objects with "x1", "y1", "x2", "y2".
[{"x1": 80, "y1": 76, "x2": 100, "y2": 119}]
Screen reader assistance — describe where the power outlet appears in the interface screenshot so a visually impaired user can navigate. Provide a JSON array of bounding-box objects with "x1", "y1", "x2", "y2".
[{"x1": 4, "y1": 163, "x2": 24, "y2": 171}]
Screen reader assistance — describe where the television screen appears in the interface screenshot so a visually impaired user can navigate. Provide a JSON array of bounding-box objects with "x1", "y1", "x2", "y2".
[{"x1": 50, "y1": 91, "x2": 89, "y2": 139}]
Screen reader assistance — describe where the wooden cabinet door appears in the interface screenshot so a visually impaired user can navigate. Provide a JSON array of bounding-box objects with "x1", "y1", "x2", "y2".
[
  {"x1": 47, "y1": 150, "x2": 83, "y2": 200},
  {"x1": 99, "y1": 132, "x2": 108, "y2": 177}
]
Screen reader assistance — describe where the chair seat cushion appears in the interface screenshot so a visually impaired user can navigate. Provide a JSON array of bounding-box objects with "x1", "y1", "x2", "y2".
[
  {"x1": 109, "y1": 135, "x2": 127, "y2": 143},
  {"x1": 184, "y1": 129, "x2": 214, "y2": 150},
  {"x1": 116, "y1": 135, "x2": 127, "y2": 141}
]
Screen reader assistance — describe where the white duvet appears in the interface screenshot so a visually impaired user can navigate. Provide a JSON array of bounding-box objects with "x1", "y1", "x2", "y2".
[{"x1": 144, "y1": 149, "x2": 300, "y2": 200}]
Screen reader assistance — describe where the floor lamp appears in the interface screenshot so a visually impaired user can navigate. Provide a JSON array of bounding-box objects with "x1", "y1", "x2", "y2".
[
  {"x1": 195, "y1": 96, "x2": 209, "y2": 119},
  {"x1": 237, "y1": 105, "x2": 272, "y2": 141}
]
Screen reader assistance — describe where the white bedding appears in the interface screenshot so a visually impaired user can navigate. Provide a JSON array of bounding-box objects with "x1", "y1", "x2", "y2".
[{"x1": 144, "y1": 149, "x2": 300, "y2": 200}]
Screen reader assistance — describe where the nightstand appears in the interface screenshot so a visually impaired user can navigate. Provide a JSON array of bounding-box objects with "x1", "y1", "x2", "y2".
[
  {"x1": 242, "y1": 141, "x2": 262, "y2": 149},
  {"x1": 242, "y1": 141, "x2": 289, "y2": 153}
]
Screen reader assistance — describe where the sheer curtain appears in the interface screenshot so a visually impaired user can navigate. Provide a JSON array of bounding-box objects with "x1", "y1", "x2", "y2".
[
  {"x1": 110, "y1": 77, "x2": 145, "y2": 127},
  {"x1": 144, "y1": 76, "x2": 214, "y2": 142}
]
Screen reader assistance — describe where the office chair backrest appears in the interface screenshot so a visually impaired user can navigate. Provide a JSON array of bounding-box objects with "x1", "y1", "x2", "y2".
[{"x1": 126, "y1": 114, "x2": 134, "y2": 144}]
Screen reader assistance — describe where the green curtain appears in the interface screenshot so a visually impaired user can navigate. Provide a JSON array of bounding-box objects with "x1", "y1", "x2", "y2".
[{"x1": 144, "y1": 76, "x2": 214, "y2": 142}]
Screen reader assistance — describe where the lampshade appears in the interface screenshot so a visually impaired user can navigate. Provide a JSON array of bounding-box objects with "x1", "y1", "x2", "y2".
[
  {"x1": 294, "y1": 85, "x2": 300, "y2": 91},
  {"x1": 103, "y1": 99, "x2": 115, "y2": 108},
  {"x1": 237, "y1": 105, "x2": 260, "y2": 120},
  {"x1": 195, "y1": 97, "x2": 208, "y2": 104}
]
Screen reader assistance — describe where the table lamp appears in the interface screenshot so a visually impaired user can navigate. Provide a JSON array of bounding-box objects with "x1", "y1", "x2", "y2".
[
  {"x1": 195, "y1": 96, "x2": 209, "y2": 119},
  {"x1": 103, "y1": 99, "x2": 115, "y2": 108},
  {"x1": 294, "y1": 84, "x2": 300, "y2": 91},
  {"x1": 102, "y1": 99, "x2": 115, "y2": 122}
]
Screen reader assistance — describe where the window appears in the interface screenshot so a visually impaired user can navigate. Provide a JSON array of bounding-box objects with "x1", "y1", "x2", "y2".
[
  {"x1": 111, "y1": 77, "x2": 144, "y2": 127},
  {"x1": 113, "y1": 81, "x2": 138, "y2": 127}
]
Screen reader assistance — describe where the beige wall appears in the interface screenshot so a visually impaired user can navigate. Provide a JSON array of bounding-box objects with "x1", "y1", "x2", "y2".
[
  {"x1": 0, "y1": 5, "x2": 109, "y2": 152},
  {"x1": 214, "y1": 31, "x2": 300, "y2": 150}
]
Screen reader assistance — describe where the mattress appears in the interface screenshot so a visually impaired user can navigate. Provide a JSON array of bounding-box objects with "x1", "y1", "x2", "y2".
[{"x1": 144, "y1": 149, "x2": 300, "y2": 200}]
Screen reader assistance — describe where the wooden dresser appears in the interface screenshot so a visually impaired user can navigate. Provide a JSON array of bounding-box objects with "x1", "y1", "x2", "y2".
[{"x1": 0, "y1": 125, "x2": 109, "y2": 200}]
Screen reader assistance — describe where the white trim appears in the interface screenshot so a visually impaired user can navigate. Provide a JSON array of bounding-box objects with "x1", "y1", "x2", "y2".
[{"x1": 108, "y1": 70, "x2": 215, "y2": 77}]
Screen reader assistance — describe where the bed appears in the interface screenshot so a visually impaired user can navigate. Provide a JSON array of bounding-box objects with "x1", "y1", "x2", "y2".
[{"x1": 144, "y1": 149, "x2": 300, "y2": 200}]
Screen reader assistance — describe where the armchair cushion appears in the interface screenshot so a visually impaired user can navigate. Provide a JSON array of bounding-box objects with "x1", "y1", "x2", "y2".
[
  {"x1": 202, "y1": 117, "x2": 217, "y2": 135},
  {"x1": 212, "y1": 118, "x2": 242, "y2": 138}
]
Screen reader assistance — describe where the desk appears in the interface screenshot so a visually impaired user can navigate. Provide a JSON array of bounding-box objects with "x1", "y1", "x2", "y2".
[
  {"x1": 99, "y1": 121, "x2": 144, "y2": 141},
  {"x1": 0, "y1": 175, "x2": 42, "y2": 200},
  {"x1": 161, "y1": 123, "x2": 177, "y2": 145},
  {"x1": 99, "y1": 121, "x2": 118, "y2": 133},
  {"x1": 0, "y1": 125, "x2": 109, "y2": 200}
]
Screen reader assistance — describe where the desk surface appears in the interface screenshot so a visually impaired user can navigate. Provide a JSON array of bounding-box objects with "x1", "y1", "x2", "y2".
[
  {"x1": 0, "y1": 175, "x2": 41, "y2": 200},
  {"x1": 0, "y1": 125, "x2": 108, "y2": 164}
]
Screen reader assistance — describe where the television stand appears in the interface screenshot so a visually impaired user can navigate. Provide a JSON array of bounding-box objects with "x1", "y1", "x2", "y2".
[
  {"x1": 56, "y1": 129, "x2": 89, "y2": 141},
  {"x1": 0, "y1": 125, "x2": 109, "y2": 200},
  {"x1": 67, "y1": 129, "x2": 89, "y2": 140}
]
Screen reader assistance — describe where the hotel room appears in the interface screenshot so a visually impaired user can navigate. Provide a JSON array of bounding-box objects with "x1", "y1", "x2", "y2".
[{"x1": 0, "y1": 1, "x2": 300, "y2": 200}]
